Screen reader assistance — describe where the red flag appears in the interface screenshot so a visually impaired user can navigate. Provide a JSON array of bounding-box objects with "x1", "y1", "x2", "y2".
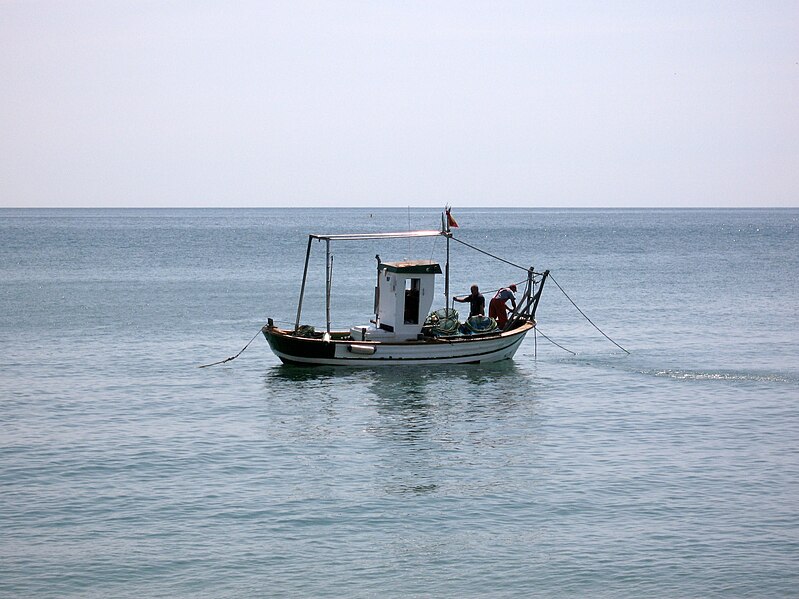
[{"x1": 446, "y1": 207, "x2": 459, "y2": 228}]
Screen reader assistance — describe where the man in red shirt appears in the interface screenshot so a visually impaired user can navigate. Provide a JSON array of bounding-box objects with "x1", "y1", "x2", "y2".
[{"x1": 489, "y1": 284, "x2": 517, "y2": 329}]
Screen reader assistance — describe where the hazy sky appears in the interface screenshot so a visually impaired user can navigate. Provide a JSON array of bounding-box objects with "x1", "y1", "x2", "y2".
[{"x1": 2, "y1": 1, "x2": 797, "y2": 208}]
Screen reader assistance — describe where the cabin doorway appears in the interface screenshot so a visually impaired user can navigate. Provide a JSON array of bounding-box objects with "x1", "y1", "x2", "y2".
[{"x1": 404, "y1": 278, "x2": 421, "y2": 324}]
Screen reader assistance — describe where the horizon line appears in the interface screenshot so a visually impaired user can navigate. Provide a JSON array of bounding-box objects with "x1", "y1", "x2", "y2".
[{"x1": 1, "y1": 205, "x2": 797, "y2": 210}]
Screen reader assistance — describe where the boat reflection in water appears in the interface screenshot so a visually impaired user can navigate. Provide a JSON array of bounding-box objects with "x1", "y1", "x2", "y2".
[{"x1": 260, "y1": 360, "x2": 539, "y2": 497}]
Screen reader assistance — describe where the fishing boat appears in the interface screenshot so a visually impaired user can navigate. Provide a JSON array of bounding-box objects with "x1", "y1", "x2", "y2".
[{"x1": 262, "y1": 212, "x2": 549, "y2": 366}]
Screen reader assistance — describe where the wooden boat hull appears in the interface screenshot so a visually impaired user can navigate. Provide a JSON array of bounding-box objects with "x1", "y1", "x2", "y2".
[{"x1": 262, "y1": 321, "x2": 535, "y2": 366}]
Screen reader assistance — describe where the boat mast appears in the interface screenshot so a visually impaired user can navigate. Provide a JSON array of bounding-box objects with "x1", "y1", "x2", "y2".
[
  {"x1": 294, "y1": 236, "x2": 314, "y2": 332},
  {"x1": 443, "y1": 211, "x2": 450, "y2": 310},
  {"x1": 325, "y1": 238, "x2": 331, "y2": 334}
]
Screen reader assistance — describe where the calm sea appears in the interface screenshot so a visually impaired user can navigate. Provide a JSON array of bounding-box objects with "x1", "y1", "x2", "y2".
[{"x1": 1, "y1": 208, "x2": 797, "y2": 597}]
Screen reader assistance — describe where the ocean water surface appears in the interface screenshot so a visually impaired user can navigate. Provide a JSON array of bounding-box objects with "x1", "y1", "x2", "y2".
[{"x1": 1, "y1": 208, "x2": 798, "y2": 597}]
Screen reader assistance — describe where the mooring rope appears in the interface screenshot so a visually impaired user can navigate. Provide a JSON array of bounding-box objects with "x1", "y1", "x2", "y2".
[
  {"x1": 198, "y1": 327, "x2": 264, "y2": 368},
  {"x1": 548, "y1": 274, "x2": 630, "y2": 354},
  {"x1": 534, "y1": 326, "x2": 576, "y2": 355}
]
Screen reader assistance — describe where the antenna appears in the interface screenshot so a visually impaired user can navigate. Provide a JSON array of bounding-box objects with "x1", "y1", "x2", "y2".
[{"x1": 407, "y1": 206, "x2": 411, "y2": 258}]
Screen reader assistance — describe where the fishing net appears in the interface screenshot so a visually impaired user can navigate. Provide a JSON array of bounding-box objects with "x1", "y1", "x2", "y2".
[
  {"x1": 465, "y1": 315, "x2": 498, "y2": 333},
  {"x1": 295, "y1": 325, "x2": 316, "y2": 337},
  {"x1": 424, "y1": 308, "x2": 459, "y2": 335}
]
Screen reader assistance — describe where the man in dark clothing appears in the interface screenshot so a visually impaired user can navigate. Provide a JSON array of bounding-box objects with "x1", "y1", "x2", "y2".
[{"x1": 454, "y1": 284, "x2": 485, "y2": 317}]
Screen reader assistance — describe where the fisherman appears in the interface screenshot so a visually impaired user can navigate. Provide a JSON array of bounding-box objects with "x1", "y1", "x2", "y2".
[
  {"x1": 454, "y1": 284, "x2": 485, "y2": 317},
  {"x1": 489, "y1": 284, "x2": 517, "y2": 328}
]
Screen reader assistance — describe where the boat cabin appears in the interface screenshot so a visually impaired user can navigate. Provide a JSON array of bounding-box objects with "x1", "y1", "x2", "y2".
[{"x1": 351, "y1": 260, "x2": 442, "y2": 341}]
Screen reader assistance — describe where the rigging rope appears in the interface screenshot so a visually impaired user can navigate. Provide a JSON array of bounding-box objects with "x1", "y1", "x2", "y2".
[
  {"x1": 451, "y1": 235, "x2": 627, "y2": 354},
  {"x1": 198, "y1": 327, "x2": 263, "y2": 368},
  {"x1": 450, "y1": 236, "x2": 538, "y2": 273},
  {"x1": 548, "y1": 274, "x2": 630, "y2": 354},
  {"x1": 453, "y1": 277, "x2": 533, "y2": 307}
]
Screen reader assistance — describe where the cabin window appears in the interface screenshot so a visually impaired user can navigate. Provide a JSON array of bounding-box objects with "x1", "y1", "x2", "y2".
[{"x1": 404, "y1": 278, "x2": 421, "y2": 324}]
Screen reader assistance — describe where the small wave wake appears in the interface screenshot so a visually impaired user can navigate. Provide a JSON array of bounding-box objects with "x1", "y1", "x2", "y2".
[{"x1": 651, "y1": 368, "x2": 795, "y2": 384}]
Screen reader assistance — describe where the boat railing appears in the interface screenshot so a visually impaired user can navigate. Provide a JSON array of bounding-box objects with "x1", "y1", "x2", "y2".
[{"x1": 504, "y1": 269, "x2": 549, "y2": 331}]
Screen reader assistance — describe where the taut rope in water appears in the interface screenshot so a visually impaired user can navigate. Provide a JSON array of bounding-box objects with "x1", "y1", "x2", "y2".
[
  {"x1": 548, "y1": 274, "x2": 630, "y2": 354},
  {"x1": 534, "y1": 327, "x2": 576, "y2": 355},
  {"x1": 198, "y1": 327, "x2": 263, "y2": 368}
]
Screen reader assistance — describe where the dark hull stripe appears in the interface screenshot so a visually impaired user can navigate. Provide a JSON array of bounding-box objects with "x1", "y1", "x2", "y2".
[{"x1": 264, "y1": 331, "x2": 336, "y2": 359}]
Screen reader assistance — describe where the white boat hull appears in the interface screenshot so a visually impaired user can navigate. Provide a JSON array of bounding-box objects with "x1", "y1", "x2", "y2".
[{"x1": 263, "y1": 321, "x2": 534, "y2": 367}]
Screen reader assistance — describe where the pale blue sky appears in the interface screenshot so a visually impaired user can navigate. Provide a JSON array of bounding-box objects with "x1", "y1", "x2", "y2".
[{"x1": 1, "y1": 1, "x2": 797, "y2": 207}]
